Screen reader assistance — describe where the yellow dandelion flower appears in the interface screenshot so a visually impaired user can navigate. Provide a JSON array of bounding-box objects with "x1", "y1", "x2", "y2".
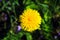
[{"x1": 19, "y1": 8, "x2": 42, "y2": 32}]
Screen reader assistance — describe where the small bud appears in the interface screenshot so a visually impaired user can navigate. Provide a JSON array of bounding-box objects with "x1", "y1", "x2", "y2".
[
  {"x1": 54, "y1": 36, "x2": 57, "y2": 39},
  {"x1": 17, "y1": 25, "x2": 21, "y2": 31}
]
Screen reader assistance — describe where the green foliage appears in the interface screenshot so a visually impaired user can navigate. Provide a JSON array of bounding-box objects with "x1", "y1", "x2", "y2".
[
  {"x1": 0, "y1": 0, "x2": 60, "y2": 40},
  {"x1": 3, "y1": 31, "x2": 32, "y2": 40},
  {"x1": 25, "y1": 32, "x2": 32, "y2": 40}
]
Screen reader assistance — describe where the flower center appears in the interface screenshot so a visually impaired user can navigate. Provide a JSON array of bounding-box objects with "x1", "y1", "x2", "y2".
[{"x1": 28, "y1": 18, "x2": 31, "y2": 21}]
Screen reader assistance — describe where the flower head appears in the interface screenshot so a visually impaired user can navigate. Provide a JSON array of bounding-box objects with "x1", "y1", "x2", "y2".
[{"x1": 19, "y1": 8, "x2": 42, "y2": 32}]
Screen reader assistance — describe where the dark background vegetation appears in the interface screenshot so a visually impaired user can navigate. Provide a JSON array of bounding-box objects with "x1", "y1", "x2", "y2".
[{"x1": 0, "y1": 0, "x2": 60, "y2": 40}]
